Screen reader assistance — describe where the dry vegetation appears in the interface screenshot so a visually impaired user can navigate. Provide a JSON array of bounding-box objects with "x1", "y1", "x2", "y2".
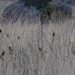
[{"x1": 0, "y1": 2, "x2": 75, "y2": 75}]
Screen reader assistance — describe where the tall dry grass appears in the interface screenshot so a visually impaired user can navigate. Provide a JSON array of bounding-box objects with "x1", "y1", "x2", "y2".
[{"x1": 0, "y1": 3, "x2": 75, "y2": 75}]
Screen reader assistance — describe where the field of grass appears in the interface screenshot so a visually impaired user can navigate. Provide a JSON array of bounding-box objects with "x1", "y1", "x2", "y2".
[{"x1": 0, "y1": 2, "x2": 75, "y2": 75}]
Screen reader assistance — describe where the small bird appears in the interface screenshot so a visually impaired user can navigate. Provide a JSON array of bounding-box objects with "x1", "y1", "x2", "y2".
[
  {"x1": 9, "y1": 46, "x2": 13, "y2": 54},
  {"x1": 0, "y1": 51, "x2": 5, "y2": 61},
  {"x1": 18, "y1": 36, "x2": 20, "y2": 39},
  {"x1": 38, "y1": 47, "x2": 42, "y2": 51},
  {"x1": 9, "y1": 46, "x2": 12, "y2": 51},
  {"x1": 52, "y1": 32, "x2": 55, "y2": 37},
  {"x1": 0, "y1": 29, "x2": 2, "y2": 33},
  {"x1": 1, "y1": 51, "x2": 5, "y2": 56}
]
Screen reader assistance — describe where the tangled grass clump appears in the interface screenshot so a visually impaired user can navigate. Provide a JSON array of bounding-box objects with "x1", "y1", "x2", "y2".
[
  {"x1": 1, "y1": 3, "x2": 40, "y2": 24},
  {"x1": 1, "y1": 0, "x2": 54, "y2": 24},
  {"x1": 1, "y1": 0, "x2": 71, "y2": 24}
]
